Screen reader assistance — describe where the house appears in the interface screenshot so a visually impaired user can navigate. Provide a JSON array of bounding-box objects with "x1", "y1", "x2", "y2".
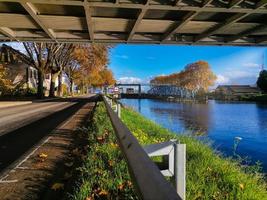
[
  {"x1": 0, "y1": 45, "x2": 40, "y2": 89},
  {"x1": 0, "y1": 45, "x2": 70, "y2": 96},
  {"x1": 215, "y1": 85, "x2": 262, "y2": 100}
]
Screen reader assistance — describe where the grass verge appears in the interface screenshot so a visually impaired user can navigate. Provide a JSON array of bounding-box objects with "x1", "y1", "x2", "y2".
[
  {"x1": 67, "y1": 102, "x2": 137, "y2": 200},
  {"x1": 121, "y1": 107, "x2": 267, "y2": 200},
  {"x1": 68, "y1": 102, "x2": 267, "y2": 200}
]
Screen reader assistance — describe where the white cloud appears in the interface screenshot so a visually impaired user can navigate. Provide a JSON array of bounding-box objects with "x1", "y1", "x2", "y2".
[
  {"x1": 242, "y1": 62, "x2": 260, "y2": 68},
  {"x1": 115, "y1": 54, "x2": 129, "y2": 59},
  {"x1": 224, "y1": 70, "x2": 257, "y2": 79},
  {"x1": 117, "y1": 77, "x2": 142, "y2": 84},
  {"x1": 216, "y1": 74, "x2": 229, "y2": 85}
]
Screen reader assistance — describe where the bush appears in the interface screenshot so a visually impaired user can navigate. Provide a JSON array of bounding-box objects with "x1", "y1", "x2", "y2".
[{"x1": 257, "y1": 70, "x2": 267, "y2": 92}]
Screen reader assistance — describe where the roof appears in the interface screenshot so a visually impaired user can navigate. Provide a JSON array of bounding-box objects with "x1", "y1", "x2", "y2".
[
  {"x1": 216, "y1": 85, "x2": 261, "y2": 93},
  {"x1": 0, "y1": 0, "x2": 267, "y2": 46}
]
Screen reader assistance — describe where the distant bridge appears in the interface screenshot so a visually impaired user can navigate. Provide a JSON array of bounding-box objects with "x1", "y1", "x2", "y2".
[{"x1": 115, "y1": 83, "x2": 196, "y2": 99}]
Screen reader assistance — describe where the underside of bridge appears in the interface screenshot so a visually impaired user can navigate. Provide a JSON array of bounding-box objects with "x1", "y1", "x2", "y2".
[{"x1": 0, "y1": 0, "x2": 266, "y2": 46}]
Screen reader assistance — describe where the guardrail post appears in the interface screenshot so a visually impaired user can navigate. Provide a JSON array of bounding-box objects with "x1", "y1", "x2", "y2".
[
  {"x1": 117, "y1": 103, "x2": 121, "y2": 118},
  {"x1": 175, "y1": 142, "x2": 186, "y2": 200},
  {"x1": 102, "y1": 95, "x2": 182, "y2": 200}
]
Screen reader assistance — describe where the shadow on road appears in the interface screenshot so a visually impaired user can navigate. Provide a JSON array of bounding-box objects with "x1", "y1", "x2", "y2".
[{"x1": 0, "y1": 95, "x2": 98, "y2": 175}]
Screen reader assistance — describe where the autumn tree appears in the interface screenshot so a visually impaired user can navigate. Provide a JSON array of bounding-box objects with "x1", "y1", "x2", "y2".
[
  {"x1": 150, "y1": 61, "x2": 216, "y2": 92},
  {"x1": 0, "y1": 64, "x2": 12, "y2": 95},
  {"x1": 22, "y1": 42, "x2": 64, "y2": 98},
  {"x1": 257, "y1": 70, "x2": 267, "y2": 92},
  {"x1": 70, "y1": 44, "x2": 113, "y2": 94},
  {"x1": 181, "y1": 61, "x2": 216, "y2": 91},
  {"x1": 49, "y1": 44, "x2": 73, "y2": 97}
]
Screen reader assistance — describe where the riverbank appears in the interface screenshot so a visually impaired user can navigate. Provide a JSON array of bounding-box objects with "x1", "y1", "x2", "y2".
[
  {"x1": 68, "y1": 102, "x2": 267, "y2": 199},
  {"x1": 241, "y1": 94, "x2": 267, "y2": 102},
  {"x1": 121, "y1": 106, "x2": 267, "y2": 199}
]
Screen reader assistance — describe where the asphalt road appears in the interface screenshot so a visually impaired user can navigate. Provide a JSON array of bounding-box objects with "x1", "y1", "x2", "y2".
[
  {"x1": 0, "y1": 96, "x2": 97, "y2": 174},
  {"x1": 0, "y1": 101, "x2": 76, "y2": 136}
]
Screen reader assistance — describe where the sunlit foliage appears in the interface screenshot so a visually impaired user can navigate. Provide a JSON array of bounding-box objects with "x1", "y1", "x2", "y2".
[{"x1": 151, "y1": 61, "x2": 217, "y2": 92}]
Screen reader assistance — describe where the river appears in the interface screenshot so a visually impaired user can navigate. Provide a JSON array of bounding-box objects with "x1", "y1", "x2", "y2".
[{"x1": 120, "y1": 99, "x2": 267, "y2": 172}]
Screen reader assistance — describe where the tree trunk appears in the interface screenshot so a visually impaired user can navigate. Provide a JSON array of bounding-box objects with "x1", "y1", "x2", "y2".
[
  {"x1": 49, "y1": 72, "x2": 58, "y2": 97},
  {"x1": 70, "y1": 79, "x2": 74, "y2": 96},
  {"x1": 57, "y1": 71, "x2": 63, "y2": 97},
  {"x1": 37, "y1": 70, "x2": 44, "y2": 99}
]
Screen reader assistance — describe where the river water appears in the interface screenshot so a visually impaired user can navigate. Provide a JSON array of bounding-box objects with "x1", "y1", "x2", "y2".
[{"x1": 120, "y1": 99, "x2": 267, "y2": 172}]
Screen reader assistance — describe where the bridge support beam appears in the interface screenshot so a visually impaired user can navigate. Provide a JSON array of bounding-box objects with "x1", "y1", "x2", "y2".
[{"x1": 138, "y1": 84, "x2": 141, "y2": 98}]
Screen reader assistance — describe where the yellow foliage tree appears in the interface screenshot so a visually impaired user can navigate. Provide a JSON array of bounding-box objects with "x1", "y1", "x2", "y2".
[
  {"x1": 0, "y1": 64, "x2": 12, "y2": 96},
  {"x1": 150, "y1": 61, "x2": 216, "y2": 92}
]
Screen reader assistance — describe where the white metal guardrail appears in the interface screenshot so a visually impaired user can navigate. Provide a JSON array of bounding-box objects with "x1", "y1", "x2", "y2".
[{"x1": 102, "y1": 95, "x2": 185, "y2": 200}]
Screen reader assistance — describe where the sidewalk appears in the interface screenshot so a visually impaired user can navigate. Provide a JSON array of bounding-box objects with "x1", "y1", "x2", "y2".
[{"x1": 0, "y1": 98, "x2": 60, "y2": 109}]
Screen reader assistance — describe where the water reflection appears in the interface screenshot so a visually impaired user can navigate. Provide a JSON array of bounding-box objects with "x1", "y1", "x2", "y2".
[
  {"x1": 150, "y1": 103, "x2": 210, "y2": 134},
  {"x1": 121, "y1": 99, "x2": 267, "y2": 172}
]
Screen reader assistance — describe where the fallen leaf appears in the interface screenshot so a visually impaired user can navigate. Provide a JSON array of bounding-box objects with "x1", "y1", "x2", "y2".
[
  {"x1": 51, "y1": 183, "x2": 64, "y2": 191},
  {"x1": 38, "y1": 153, "x2": 48, "y2": 159},
  {"x1": 65, "y1": 162, "x2": 74, "y2": 167}
]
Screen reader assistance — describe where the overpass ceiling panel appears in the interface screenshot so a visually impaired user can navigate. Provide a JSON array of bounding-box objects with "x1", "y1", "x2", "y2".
[
  {"x1": 32, "y1": 3, "x2": 85, "y2": 17},
  {"x1": 0, "y1": 0, "x2": 266, "y2": 46},
  {"x1": 93, "y1": 17, "x2": 134, "y2": 32},
  {"x1": 94, "y1": 32, "x2": 125, "y2": 40},
  {"x1": 176, "y1": 21, "x2": 217, "y2": 34},
  {"x1": 54, "y1": 31, "x2": 88, "y2": 39},
  {"x1": 111, "y1": 0, "x2": 145, "y2": 4},
  {"x1": 39, "y1": 15, "x2": 87, "y2": 30},
  {"x1": 219, "y1": 23, "x2": 261, "y2": 35},
  {"x1": 144, "y1": 10, "x2": 188, "y2": 21},
  {"x1": 132, "y1": 33, "x2": 161, "y2": 41},
  {"x1": 0, "y1": 14, "x2": 38, "y2": 29},
  {"x1": 92, "y1": 7, "x2": 139, "y2": 19},
  {"x1": 137, "y1": 20, "x2": 175, "y2": 33},
  {"x1": 14, "y1": 29, "x2": 47, "y2": 38},
  {"x1": 0, "y1": 2, "x2": 27, "y2": 14},
  {"x1": 239, "y1": 13, "x2": 267, "y2": 23},
  {"x1": 193, "y1": 12, "x2": 236, "y2": 22}
]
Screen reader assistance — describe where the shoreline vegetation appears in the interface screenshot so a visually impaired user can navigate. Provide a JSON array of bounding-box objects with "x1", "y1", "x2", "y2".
[{"x1": 69, "y1": 102, "x2": 267, "y2": 200}]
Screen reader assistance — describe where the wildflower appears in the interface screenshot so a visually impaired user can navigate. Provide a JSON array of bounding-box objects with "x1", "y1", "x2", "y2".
[
  {"x1": 127, "y1": 180, "x2": 133, "y2": 187},
  {"x1": 239, "y1": 183, "x2": 244, "y2": 190},
  {"x1": 110, "y1": 142, "x2": 118, "y2": 148},
  {"x1": 38, "y1": 153, "x2": 48, "y2": 159},
  {"x1": 118, "y1": 183, "x2": 124, "y2": 190},
  {"x1": 51, "y1": 183, "x2": 64, "y2": 191},
  {"x1": 99, "y1": 189, "x2": 108, "y2": 196}
]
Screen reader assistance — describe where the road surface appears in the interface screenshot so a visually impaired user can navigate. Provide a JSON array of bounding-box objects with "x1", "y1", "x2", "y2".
[
  {"x1": 0, "y1": 96, "x2": 97, "y2": 174},
  {"x1": 0, "y1": 100, "x2": 76, "y2": 136}
]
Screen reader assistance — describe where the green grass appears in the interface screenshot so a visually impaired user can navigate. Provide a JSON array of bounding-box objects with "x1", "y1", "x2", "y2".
[
  {"x1": 69, "y1": 102, "x2": 267, "y2": 200},
  {"x1": 67, "y1": 103, "x2": 137, "y2": 200},
  {"x1": 121, "y1": 107, "x2": 267, "y2": 200},
  {"x1": 241, "y1": 94, "x2": 267, "y2": 102}
]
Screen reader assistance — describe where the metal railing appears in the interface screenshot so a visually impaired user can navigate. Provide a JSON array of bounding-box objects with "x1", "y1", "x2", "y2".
[{"x1": 102, "y1": 95, "x2": 182, "y2": 200}]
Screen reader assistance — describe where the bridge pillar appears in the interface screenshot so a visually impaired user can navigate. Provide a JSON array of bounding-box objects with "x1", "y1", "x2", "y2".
[{"x1": 138, "y1": 84, "x2": 141, "y2": 98}]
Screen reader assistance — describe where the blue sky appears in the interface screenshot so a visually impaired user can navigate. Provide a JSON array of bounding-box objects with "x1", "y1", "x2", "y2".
[{"x1": 109, "y1": 45, "x2": 266, "y2": 86}]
